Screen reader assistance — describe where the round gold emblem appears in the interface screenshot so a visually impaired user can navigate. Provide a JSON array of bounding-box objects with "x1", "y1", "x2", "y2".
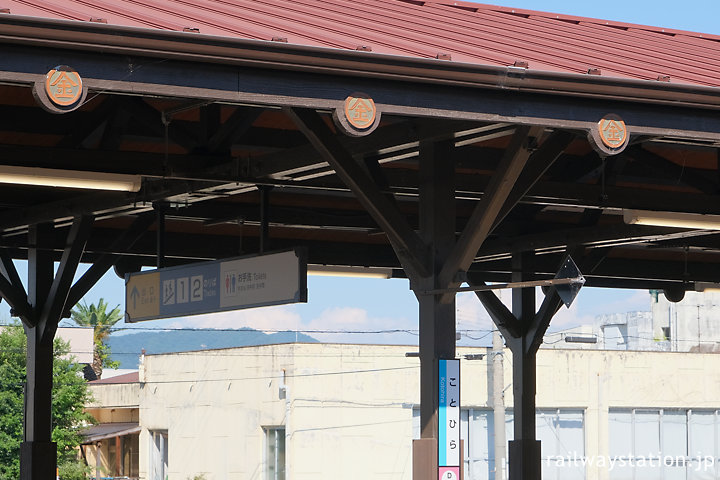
[
  {"x1": 598, "y1": 117, "x2": 627, "y2": 149},
  {"x1": 45, "y1": 66, "x2": 83, "y2": 107},
  {"x1": 344, "y1": 96, "x2": 376, "y2": 130}
]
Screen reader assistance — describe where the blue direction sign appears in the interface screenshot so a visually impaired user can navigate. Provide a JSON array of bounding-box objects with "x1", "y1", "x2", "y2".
[{"x1": 125, "y1": 249, "x2": 307, "y2": 323}]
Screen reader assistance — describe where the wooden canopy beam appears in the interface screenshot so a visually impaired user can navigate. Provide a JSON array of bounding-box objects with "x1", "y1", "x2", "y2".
[
  {"x1": 253, "y1": 119, "x2": 480, "y2": 180},
  {"x1": 38, "y1": 215, "x2": 94, "y2": 343},
  {"x1": 64, "y1": 212, "x2": 156, "y2": 316},
  {"x1": 476, "y1": 224, "x2": 717, "y2": 261},
  {"x1": 286, "y1": 107, "x2": 430, "y2": 279},
  {"x1": 0, "y1": 251, "x2": 31, "y2": 321},
  {"x1": 471, "y1": 283, "x2": 522, "y2": 338},
  {"x1": 492, "y1": 131, "x2": 576, "y2": 229},
  {"x1": 437, "y1": 126, "x2": 540, "y2": 300}
]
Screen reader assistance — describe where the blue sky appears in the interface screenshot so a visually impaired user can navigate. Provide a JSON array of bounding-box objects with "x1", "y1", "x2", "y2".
[
  {"x1": 5, "y1": 0, "x2": 710, "y2": 344},
  {"x1": 483, "y1": 0, "x2": 720, "y2": 35}
]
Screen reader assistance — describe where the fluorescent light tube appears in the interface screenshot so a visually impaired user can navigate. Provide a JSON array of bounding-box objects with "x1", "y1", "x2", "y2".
[
  {"x1": 695, "y1": 282, "x2": 720, "y2": 293},
  {"x1": 623, "y1": 209, "x2": 720, "y2": 230},
  {"x1": 307, "y1": 265, "x2": 393, "y2": 279},
  {"x1": 0, "y1": 166, "x2": 142, "y2": 192}
]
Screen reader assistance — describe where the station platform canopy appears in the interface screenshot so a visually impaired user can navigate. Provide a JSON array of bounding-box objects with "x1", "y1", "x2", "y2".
[
  {"x1": 0, "y1": 0, "x2": 719, "y2": 293},
  {"x1": 5, "y1": 3, "x2": 720, "y2": 479}
]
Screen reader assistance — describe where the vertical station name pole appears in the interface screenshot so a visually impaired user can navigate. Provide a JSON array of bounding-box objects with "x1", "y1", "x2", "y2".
[{"x1": 438, "y1": 359, "x2": 461, "y2": 480}]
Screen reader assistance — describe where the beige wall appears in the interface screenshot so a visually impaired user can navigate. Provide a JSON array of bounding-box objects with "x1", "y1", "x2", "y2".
[
  {"x1": 88, "y1": 382, "x2": 140, "y2": 411},
  {"x1": 90, "y1": 343, "x2": 720, "y2": 480}
]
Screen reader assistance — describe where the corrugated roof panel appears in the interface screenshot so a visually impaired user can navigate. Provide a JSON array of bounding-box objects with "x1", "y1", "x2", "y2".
[
  {"x1": 227, "y1": 0, "x2": 471, "y2": 56},
  {"x1": 471, "y1": 11, "x2": 718, "y2": 82},
  {"x1": 424, "y1": 8, "x2": 652, "y2": 78},
  {"x1": 2, "y1": 0, "x2": 720, "y2": 87},
  {"x1": 624, "y1": 28, "x2": 720, "y2": 60},
  {"x1": 3, "y1": 0, "x2": 90, "y2": 21},
  {"x1": 536, "y1": 20, "x2": 719, "y2": 83},
  {"x1": 484, "y1": 11, "x2": 720, "y2": 84},
  {"x1": 252, "y1": 0, "x2": 515, "y2": 62},
  {"x1": 5, "y1": 0, "x2": 185, "y2": 29},
  {"x1": 411, "y1": 4, "x2": 576, "y2": 66},
  {"x1": 432, "y1": 8, "x2": 622, "y2": 72},
  {"x1": 570, "y1": 23, "x2": 720, "y2": 85}
]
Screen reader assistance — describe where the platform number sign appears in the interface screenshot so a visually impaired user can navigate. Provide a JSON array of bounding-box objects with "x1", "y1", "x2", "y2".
[
  {"x1": 190, "y1": 275, "x2": 203, "y2": 302},
  {"x1": 126, "y1": 249, "x2": 307, "y2": 322},
  {"x1": 439, "y1": 359, "x2": 460, "y2": 480}
]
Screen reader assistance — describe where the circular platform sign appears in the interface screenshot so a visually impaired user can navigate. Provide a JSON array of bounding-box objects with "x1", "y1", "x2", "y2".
[
  {"x1": 333, "y1": 93, "x2": 381, "y2": 136},
  {"x1": 588, "y1": 113, "x2": 630, "y2": 155},
  {"x1": 33, "y1": 65, "x2": 87, "y2": 114}
]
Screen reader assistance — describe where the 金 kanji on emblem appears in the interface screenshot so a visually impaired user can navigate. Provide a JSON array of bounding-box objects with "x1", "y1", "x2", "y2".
[
  {"x1": 45, "y1": 68, "x2": 83, "y2": 107},
  {"x1": 599, "y1": 118, "x2": 627, "y2": 149},
  {"x1": 344, "y1": 96, "x2": 376, "y2": 130}
]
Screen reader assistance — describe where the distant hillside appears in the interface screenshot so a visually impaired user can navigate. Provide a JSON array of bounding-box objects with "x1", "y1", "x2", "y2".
[{"x1": 107, "y1": 329, "x2": 317, "y2": 368}]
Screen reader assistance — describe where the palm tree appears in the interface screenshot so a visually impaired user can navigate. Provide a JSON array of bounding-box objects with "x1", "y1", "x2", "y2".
[{"x1": 70, "y1": 298, "x2": 122, "y2": 379}]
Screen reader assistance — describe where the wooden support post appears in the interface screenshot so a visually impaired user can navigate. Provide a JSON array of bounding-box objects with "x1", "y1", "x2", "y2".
[
  {"x1": 417, "y1": 140, "x2": 456, "y2": 441},
  {"x1": 470, "y1": 251, "x2": 566, "y2": 480},
  {"x1": 507, "y1": 252, "x2": 541, "y2": 480},
  {"x1": 413, "y1": 438, "x2": 438, "y2": 480},
  {"x1": 95, "y1": 442, "x2": 101, "y2": 480},
  {"x1": 21, "y1": 223, "x2": 56, "y2": 480},
  {"x1": 413, "y1": 140, "x2": 458, "y2": 479},
  {"x1": 115, "y1": 436, "x2": 122, "y2": 476},
  {"x1": 18, "y1": 217, "x2": 94, "y2": 480},
  {"x1": 506, "y1": 345, "x2": 541, "y2": 480}
]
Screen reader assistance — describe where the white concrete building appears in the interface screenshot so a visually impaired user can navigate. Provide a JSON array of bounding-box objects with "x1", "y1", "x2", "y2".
[
  {"x1": 86, "y1": 343, "x2": 720, "y2": 480},
  {"x1": 543, "y1": 290, "x2": 720, "y2": 353},
  {"x1": 651, "y1": 290, "x2": 720, "y2": 352}
]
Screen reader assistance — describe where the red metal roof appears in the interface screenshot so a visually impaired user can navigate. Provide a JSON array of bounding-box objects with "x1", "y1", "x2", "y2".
[{"x1": 2, "y1": 0, "x2": 720, "y2": 87}]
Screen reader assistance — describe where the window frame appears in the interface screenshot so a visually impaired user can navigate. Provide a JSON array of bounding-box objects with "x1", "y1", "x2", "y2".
[
  {"x1": 264, "y1": 426, "x2": 286, "y2": 480},
  {"x1": 149, "y1": 430, "x2": 169, "y2": 480}
]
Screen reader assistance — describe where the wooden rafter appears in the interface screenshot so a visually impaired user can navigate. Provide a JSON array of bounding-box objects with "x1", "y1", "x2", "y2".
[
  {"x1": 38, "y1": 216, "x2": 94, "y2": 342},
  {"x1": 438, "y1": 126, "x2": 542, "y2": 296},
  {"x1": 287, "y1": 107, "x2": 430, "y2": 279}
]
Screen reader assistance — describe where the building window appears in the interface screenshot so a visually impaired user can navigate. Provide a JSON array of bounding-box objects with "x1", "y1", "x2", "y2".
[
  {"x1": 265, "y1": 427, "x2": 286, "y2": 480},
  {"x1": 413, "y1": 408, "x2": 584, "y2": 480},
  {"x1": 535, "y1": 409, "x2": 585, "y2": 480},
  {"x1": 150, "y1": 430, "x2": 168, "y2": 480},
  {"x1": 609, "y1": 408, "x2": 720, "y2": 480}
]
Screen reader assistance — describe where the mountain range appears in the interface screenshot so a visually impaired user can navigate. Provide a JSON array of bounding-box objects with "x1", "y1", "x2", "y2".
[{"x1": 107, "y1": 328, "x2": 317, "y2": 369}]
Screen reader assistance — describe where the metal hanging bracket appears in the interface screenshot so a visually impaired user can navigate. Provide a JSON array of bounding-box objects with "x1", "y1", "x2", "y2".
[{"x1": 418, "y1": 255, "x2": 585, "y2": 308}]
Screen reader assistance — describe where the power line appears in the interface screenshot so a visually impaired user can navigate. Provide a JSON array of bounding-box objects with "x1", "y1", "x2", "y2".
[
  {"x1": 122, "y1": 365, "x2": 420, "y2": 385},
  {"x1": 2, "y1": 365, "x2": 422, "y2": 389}
]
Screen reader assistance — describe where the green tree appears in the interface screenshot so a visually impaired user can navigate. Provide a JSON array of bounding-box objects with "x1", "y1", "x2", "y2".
[
  {"x1": 70, "y1": 298, "x2": 122, "y2": 378},
  {"x1": 0, "y1": 324, "x2": 93, "y2": 479}
]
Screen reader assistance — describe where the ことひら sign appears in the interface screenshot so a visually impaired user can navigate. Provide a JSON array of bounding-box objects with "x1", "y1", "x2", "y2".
[{"x1": 439, "y1": 358, "x2": 460, "y2": 477}]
